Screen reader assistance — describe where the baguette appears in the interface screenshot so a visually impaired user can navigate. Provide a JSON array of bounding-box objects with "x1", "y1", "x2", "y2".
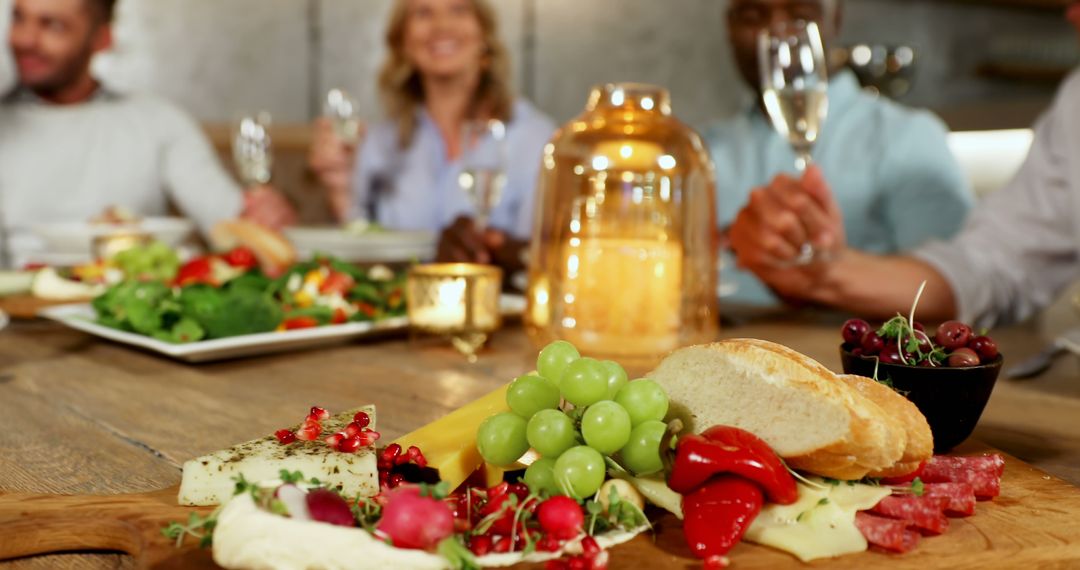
[
  {"x1": 651, "y1": 339, "x2": 906, "y2": 480},
  {"x1": 837, "y1": 374, "x2": 933, "y2": 477},
  {"x1": 210, "y1": 220, "x2": 296, "y2": 277}
]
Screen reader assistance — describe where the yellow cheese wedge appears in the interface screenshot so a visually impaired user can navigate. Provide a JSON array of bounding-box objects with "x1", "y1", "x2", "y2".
[
  {"x1": 392, "y1": 383, "x2": 510, "y2": 491},
  {"x1": 744, "y1": 479, "x2": 891, "y2": 562}
]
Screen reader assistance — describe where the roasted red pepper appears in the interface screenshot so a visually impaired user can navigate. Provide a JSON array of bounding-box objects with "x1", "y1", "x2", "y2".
[
  {"x1": 174, "y1": 257, "x2": 216, "y2": 287},
  {"x1": 669, "y1": 426, "x2": 798, "y2": 505},
  {"x1": 682, "y1": 475, "x2": 764, "y2": 559}
]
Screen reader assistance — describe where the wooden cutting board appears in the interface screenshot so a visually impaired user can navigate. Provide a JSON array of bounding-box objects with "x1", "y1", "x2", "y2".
[{"x1": 2, "y1": 444, "x2": 1079, "y2": 569}]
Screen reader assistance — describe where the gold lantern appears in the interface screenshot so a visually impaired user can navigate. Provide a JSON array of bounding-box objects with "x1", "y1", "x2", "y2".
[{"x1": 525, "y1": 83, "x2": 718, "y2": 369}]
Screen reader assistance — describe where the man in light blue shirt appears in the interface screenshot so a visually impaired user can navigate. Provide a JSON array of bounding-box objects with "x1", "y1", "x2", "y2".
[{"x1": 711, "y1": 0, "x2": 974, "y2": 306}]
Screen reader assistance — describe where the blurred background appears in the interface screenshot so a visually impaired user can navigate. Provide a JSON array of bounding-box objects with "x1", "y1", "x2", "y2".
[
  {"x1": 1, "y1": 0, "x2": 1077, "y2": 235},
  {"x1": 1, "y1": 0, "x2": 1077, "y2": 129}
]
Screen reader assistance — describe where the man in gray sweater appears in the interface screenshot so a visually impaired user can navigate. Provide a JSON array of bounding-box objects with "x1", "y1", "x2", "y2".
[{"x1": 0, "y1": 0, "x2": 296, "y2": 266}]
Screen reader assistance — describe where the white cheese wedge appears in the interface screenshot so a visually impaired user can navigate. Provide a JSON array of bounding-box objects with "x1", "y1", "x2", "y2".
[
  {"x1": 744, "y1": 479, "x2": 891, "y2": 562},
  {"x1": 178, "y1": 406, "x2": 379, "y2": 506}
]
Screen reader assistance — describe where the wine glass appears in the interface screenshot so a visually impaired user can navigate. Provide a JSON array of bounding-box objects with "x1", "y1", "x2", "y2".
[
  {"x1": 324, "y1": 88, "x2": 362, "y2": 145},
  {"x1": 232, "y1": 112, "x2": 274, "y2": 187},
  {"x1": 758, "y1": 20, "x2": 829, "y2": 173},
  {"x1": 457, "y1": 119, "x2": 508, "y2": 232},
  {"x1": 759, "y1": 20, "x2": 829, "y2": 265}
]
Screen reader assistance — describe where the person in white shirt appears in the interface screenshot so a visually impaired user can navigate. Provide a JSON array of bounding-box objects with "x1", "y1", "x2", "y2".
[
  {"x1": 0, "y1": 0, "x2": 296, "y2": 267},
  {"x1": 727, "y1": 1, "x2": 1080, "y2": 327}
]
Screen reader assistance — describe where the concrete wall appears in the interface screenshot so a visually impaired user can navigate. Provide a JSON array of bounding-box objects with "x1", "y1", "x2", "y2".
[{"x1": 0, "y1": 0, "x2": 1075, "y2": 128}]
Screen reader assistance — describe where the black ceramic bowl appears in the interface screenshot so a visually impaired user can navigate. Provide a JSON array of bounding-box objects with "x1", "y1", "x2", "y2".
[{"x1": 840, "y1": 348, "x2": 1004, "y2": 453}]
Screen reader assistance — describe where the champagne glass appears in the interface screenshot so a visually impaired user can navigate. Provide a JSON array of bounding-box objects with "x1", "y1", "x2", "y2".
[
  {"x1": 759, "y1": 20, "x2": 829, "y2": 264},
  {"x1": 458, "y1": 119, "x2": 508, "y2": 231},
  {"x1": 324, "y1": 88, "x2": 362, "y2": 145},
  {"x1": 758, "y1": 20, "x2": 829, "y2": 173},
  {"x1": 232, "y1": 112, "x2": 274, "y2": 187}
]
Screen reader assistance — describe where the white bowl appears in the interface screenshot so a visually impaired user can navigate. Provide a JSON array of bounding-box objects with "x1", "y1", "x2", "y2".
[
  {"x1": 31, "y1": 217, "x2": 195, "y2": 255},
  {"x1": 284, "y1": 226, "x2": 437, "y2": 263}
]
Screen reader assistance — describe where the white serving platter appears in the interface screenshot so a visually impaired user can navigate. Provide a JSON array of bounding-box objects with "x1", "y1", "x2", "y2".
[
  {"x1": 39, "y1": 295, "x2": 527, "y2": 363},
  {"x1": 284, "y1": 227, "x2": 437, "y2": 263}
]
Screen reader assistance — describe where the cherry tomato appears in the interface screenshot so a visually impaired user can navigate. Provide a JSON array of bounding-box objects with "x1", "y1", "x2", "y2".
[
  {"x1": 332, "y1": 308, "x2": 348, "y2": 324},
  {"x1": 320, "y1": 272, "x2": 356, "y2": 296},
  {"x1": 222, "y1": 247, "x2": 258, "y2": 269},
  {"x1": 174, "y1": 257, "x2": 216, "y2": 286},
  {"x1": 283, "y1": 316, "x2": 320, "y2": 330}
]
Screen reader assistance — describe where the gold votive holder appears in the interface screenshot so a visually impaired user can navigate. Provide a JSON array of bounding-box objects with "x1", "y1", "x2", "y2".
[{"x1": 406, "y1": 263, "x2": 503, "y2": 361}]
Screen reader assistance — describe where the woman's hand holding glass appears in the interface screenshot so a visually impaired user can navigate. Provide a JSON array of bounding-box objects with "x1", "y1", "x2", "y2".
[{"x1": 728, "y1": 165, "x2": 846, "y2": 297}]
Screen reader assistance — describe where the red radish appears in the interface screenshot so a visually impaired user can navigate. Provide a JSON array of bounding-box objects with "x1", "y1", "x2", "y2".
[
  {"x1": 537, "y1": 496, "x2": 585, "y2": 540},
  {"x1": 353, "y1": 411, "x2": 371, "y2": 427},
  {"x1": 704, "y1": 556, "x2": 730, "y2": 570},
  {"x1": 376, "y1": 485, "x2": 455, "y2": 550},
  {"x1": 469, "y1": 535, "x2": 493, "y2": 556},
  {"x1": 275, "y1": 429, "x2": 297, "y2": 445},
  {"x1": 275, "y1": 484, "x2": 311, "y2": 520},
  {"x1": 306, "y1": 488, "x2": 355, "y2": 527},
  {"x1": 308, "y1": 407, "x2": 330, "y2": 421}
]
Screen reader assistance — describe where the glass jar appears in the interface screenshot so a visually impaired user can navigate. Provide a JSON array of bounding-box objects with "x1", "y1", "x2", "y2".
[{"x1": 525, "y1": 83, "x2": 719, "y2": 369}]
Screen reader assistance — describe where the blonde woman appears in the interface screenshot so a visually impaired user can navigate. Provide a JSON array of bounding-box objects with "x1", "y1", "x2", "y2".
[{"x1": 309, "y1": 0, "x2": 555, "y2": 271}]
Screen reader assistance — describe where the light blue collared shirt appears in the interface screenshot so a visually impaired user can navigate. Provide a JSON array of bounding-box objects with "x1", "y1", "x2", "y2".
[
  {"x1": 706, "y1": 70, "x2": 975, "y2": 306},
  {"x1": 350, "y1": 99, "x2": 556, "y2": 240}
]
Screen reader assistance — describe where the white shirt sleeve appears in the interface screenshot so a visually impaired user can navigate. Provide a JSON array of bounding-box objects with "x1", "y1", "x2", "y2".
[
  {"x1": 155, "y1": 101, "x2": 244, "y2": 234},
  {"x1": 914, "y1": 72, "x2": 1080, "y2": 327}
]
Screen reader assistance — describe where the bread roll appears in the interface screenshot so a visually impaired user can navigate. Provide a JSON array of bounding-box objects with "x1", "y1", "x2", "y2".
[
  {"x1": 210, "y1": 220, "x2": 296, "y2": 277},
  {"x1": 837, "y1": 374, "x2": 933, "y2": 477},
  {"x1": 650, "y1": 339, "x2": 905, "y2": 480}
]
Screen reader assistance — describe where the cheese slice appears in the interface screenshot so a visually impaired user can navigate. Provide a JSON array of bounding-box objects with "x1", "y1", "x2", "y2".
[
  {"x1": 392, "y1": 384, "x2": 510, "y2": 491},
  {"x1": 178, "y1": 406, "x2": 379, "y2": 506},
  {"x1": 744, "y1": 479, "x2": 891, "y2": 562}
]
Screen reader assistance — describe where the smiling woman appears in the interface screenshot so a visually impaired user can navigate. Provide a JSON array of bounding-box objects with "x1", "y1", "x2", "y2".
[{"x1": 308, "y1": 0, "x2": 556, "y2": 278}]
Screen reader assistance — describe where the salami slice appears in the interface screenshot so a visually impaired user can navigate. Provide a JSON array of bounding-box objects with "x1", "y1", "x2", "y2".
[
  {"x1": 855, "y1": 512, "x2": 921, "y2": 553},
  {"x1": 870, "y1": 495, "x2": 950, "y2": 535},
  {"x1": 921, "y1": 455, "x2": 1004, "y2": 500},
  {"x1": 923, "y1": 482, "x2": 977, "y2": 517}
]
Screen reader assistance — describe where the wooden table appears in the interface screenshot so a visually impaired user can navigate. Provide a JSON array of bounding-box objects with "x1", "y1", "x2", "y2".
[{"x1": 1, "y1": 313, "x2": 1079, "y2": 569}]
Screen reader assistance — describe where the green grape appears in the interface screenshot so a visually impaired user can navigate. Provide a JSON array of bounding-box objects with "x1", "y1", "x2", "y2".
[
  {"x1": 560, "y1": 357, "x2": 609, "y2": 407},
  {"x1": 619, "y1": 420, "x2": 667, "y2": 476},
  {"x1": 599, "y1": 360, "x2": 629, "y2": 399},
  {"x1": 506, "y1": 374, "x2": 561, "y2": 418},
  {"x1": 527, "y1": 409, "x2": 578, "y2": 458},
  {"x1": 524, "y1": 457, "x2": 560, "y2": 496},
  {"x1": 580, "y1": 400, "x2": 632, "y2": 455},
  {"x1": 537, "y1": 341, "x2": 580, "y2": 387},
  {"x1": 553, "y1": 446, "x2": 606, "y2": 500},
  {"x1": 614, "y1": 378, "x2": 669, "y2": 426},
  {"x1": 476, "y1": 412, "x2": 530, "y2": 467}
]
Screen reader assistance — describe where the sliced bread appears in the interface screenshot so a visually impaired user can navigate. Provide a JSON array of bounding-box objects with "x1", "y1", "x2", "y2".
[
  {"x1": 838, "y1": 374, "x2": 933, "y2": 477},
  {"x1": 650, "y1": 339, "x2": 905, "y2": 480}
]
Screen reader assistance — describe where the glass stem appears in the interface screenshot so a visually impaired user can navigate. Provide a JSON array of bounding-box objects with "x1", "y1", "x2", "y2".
[{"x1": 795, "y1": 150, "x2": 813, "y2": 173}]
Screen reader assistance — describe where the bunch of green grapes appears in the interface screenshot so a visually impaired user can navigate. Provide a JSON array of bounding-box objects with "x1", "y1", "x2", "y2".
[{"x1": 476, "y1": 341, "x2": 670, "y2": 500}]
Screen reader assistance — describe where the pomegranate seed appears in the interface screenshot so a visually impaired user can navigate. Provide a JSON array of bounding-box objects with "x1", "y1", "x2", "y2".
[
  {"x1": 581, "y1": 536, "x2": 600, "y2": 557},
  {"x1": 381, "y1": 443, "x2": 402, "y2": 464},
  {"x1": 568, "y1": 556, "x2": 587, "y2": 570},
  {"x1": 274, "y1": 429, "x2": 297, "y2": 445},
  {"x1": 538, "y1": 534, "x2": 562, "y2": 552},
  {"x1": 469, "y1": 535, "x2": 493, "y2": 556},
  {"x1": 545, "y1": 561, "x2": 569, "y2": 570},
  {"x1": 387, "y1": 473, "x2": 405, "y2": 488},
  {"x1": 591, "y1": 551, "x2": 609, "y2": 570},
  {"x1": 308, "y1": 406, "x2": 330, "y2": 421},
  {"x1": 359, "y1": 430, "x2": 381, "y2": 446},
  {"x1": 509, "y1": 482, "x2": 530, "y2": 500},
  {"x1": 488, "y1": 482, "x2": 509, "y2": 499},
  {"x1": 324, "y1": 432, "x2": 345, "y2": 448},
  {"x1": 295, "y1": 422, "x2": 322, "y2": 441},
  {"x1": 704, "y1": 555, "x2": 730, "y2": 570},
  {"x1": 493, "y1": 536, "x2": 512, "y2": 553},
  {"x1": 337, "y1": 435, "x2": 363, "y2": 453},
  {"x1": 344, "y1": 422, "x2": 364, "y2": 438},
  {"x1": 353, "y1": 411, "x2": 370, "y2": 427}
]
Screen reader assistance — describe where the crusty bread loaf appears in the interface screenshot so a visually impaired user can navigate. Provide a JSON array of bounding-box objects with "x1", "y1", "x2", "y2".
[
  {"x1": 210, "y1": 220, "x2": 296, "y2": 277},
  {"x1": 650, "y1": 339, "x2": 909, "y2": 480},
  {"x1": 838, "y1": 374, "x2": 933, "y2": 477}
]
